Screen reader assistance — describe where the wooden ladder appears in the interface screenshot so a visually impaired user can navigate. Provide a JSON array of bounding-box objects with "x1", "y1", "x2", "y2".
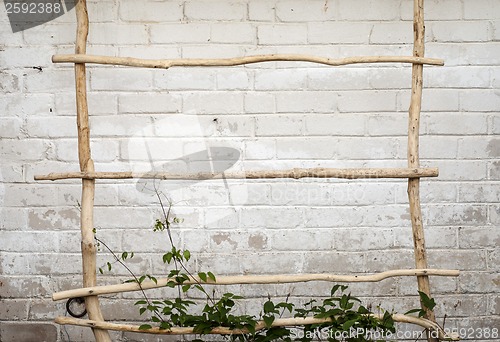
[{"x1": 35, "y1": 0, "x2": 459, "y2": 341}]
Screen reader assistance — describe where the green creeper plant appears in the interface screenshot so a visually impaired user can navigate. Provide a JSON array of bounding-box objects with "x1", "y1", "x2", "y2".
[{"x1": 93, "y1": 191, "x2": 447, "y2": 341}]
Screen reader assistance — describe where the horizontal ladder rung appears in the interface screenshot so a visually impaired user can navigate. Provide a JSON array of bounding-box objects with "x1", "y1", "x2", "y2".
[
  {"x1": 52, "y1": 54, "x2": 445, "y2": 68},
  {"x1": 52, "y1": 269, "x2": 458, "y2": 301},
  {"x1": 54, "y1": 314, "x2": 457, "y2": 340},
  {"x1": 35, "y1": 167, "x2": 438, "y2": 181}
]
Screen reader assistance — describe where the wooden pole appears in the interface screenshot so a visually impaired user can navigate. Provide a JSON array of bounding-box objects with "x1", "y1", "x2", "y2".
[
  {"x1": 52, "y1": 269, "x2": 459, "y2": 301},
  {"x1": 408, "y1": 1, "x2": 438, "y2": 341},
  {"x1": 54, "y1": 314, "x2": 458, "y2": 340},
  {"x1": 74, "y1": 0, "x2": 110, "y2": 341},
  {"x1": 52, "y1": 53, "x2": 444, "y2": 68},
  {"x1": 35, "y1": 167, "x2": 439, "y2": 181}
]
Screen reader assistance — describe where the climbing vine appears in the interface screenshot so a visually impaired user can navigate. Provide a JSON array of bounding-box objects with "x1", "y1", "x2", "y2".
[{"x1": 93, "y1": 192, "x2": 446, "y2": 341}]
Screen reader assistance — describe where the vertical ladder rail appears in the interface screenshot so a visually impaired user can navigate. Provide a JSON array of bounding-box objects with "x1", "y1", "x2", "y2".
[
  {"x1": 74, "y1": 0, "x2": 111, "y2": 341},
  {"x1": 408, "y1": 1, "x2": 438, "y2": 341}
]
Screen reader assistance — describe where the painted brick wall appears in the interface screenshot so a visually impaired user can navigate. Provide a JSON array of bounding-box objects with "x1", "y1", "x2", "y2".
[{"x1": 0, "y1": 0, "x2": 499, "y2": 341}]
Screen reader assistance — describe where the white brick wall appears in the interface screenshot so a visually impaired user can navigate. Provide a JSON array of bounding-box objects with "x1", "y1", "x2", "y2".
[{"x1": 1, "y1": 1, "x2": 499, "y2": 341}]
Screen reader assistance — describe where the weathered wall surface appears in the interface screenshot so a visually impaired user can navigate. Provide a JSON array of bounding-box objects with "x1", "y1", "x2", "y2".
[{"x1": 0, "y1": 0, "x2": 499, "y2": 341}]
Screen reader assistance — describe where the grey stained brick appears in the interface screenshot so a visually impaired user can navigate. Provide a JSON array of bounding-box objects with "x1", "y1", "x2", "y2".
[{"x1": 0, "y1": 323, "x2": 57, "y2": 342}]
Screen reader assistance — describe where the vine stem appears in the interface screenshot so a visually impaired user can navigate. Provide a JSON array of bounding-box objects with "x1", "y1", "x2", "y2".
[
  {"x1": 94, "y1": 236, "x2": 165, "y2": 324},
  {"x1": 153, "y1": 187, "x2": 183, "y2": 301},
  {"x1": 154, "y1": 187, "x2": 216, "y2": 306}
]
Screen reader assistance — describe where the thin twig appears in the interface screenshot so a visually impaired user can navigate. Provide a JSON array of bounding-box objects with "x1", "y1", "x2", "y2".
[
  {"x1": 153, "y1": 186, "x2": 216, "y2": 305},
  {"x1": 94, "y1": 236, "x2": 164, "y2": 323}
]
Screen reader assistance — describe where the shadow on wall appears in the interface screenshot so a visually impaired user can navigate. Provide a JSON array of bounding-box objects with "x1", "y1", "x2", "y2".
[{"x1": 129, "y1": 115, "x2": 245, "y2": 226}]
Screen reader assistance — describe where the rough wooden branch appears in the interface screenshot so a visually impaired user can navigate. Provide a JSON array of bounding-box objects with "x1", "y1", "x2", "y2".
[
  {"x1": 52, "y1": 53, "x2": 445, "y2": 68},
  {"x1": 52, "y1": 269, "x2": 459, "y2": 301},
  {"x1": 408, "y1": 1, "x2": 438, "y2": 340},
  {"x1": 35, "y1": 167, "x2": 439, "y2": 181},
  {"x1": 54, "y1": 314, "x2": 459, "y2": 340},
  {"x1": 74, "y1": 1, "x2": 110, "y2": 341}
]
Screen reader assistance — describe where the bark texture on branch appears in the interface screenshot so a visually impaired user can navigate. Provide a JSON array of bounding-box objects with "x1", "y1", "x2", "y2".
[
  {"x1": 407, "y1": 1, "x2": 438, "y2": 341},
  {"x1": 52, "y1": 269, "x2": 459, "y2": 301},
  {"x1": 35, "y1": 167, "x2": 439, "y2": 181},
  {"x1": 54, "y1": 314, "x2": 459, "y2": 340},
  {"x1": 74, "y1": 1, "x2": 110, "y2": 341},
  {"x1": 52, "y1": 53, "x2": 444, "y2": 69}
]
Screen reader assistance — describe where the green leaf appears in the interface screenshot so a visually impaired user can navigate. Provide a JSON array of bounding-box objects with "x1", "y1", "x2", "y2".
[
  {"x1": 263, "y1": 315, "x2": 275, "y2": 328},
  {"x1": 342, "y1": 318, "x2": 358, "y2": 330},
  {"x1": 154, "y1": 219, "x2": 165, "y2": 232},
  {"x1": 135, "y1": 300, "x2": 147, "y2": 305},
  {"x1": 163, "y1": 252, "x2": 173, "y2": 264},
  {"x1": 168, "y1": 269, "x2": 180, "y2": 277},
  {"x1": 358, "y1": 305, "x2": 370, "y2": 314},
  {"x1": 350, "y1": 295, "x2": 361, "y2": 303},
  {"x1": 160, "y1": 321, "x2": 171, "y2": 330},
  {"x1": 139, "y1": 307, "x2": 146, "y2": 315},
  {"x1": 331, "y1": 284, "x2": 341, "y2": 296},
  {"x1": 207, "y1": 271, "x2": 216, "y2": 282},
  {"x1": 198, "y1": 272, "x2": 207, "y2": 282},
  {"x1": 418, "y1": 291, "x2": 430, "y2": 302},
  {"x1": 283, "y1": 303, "x2": 294, "y2": 313},
  {"x1": 107, "y1": 262, "x2": 112, "y2": 271},
  {"x1": 339, "y1": 295, "x2": 349, "y2": 309},
  {"x1": 98, "y1": 268, "x2": 103, "y2": 274},
  {"x1": 121, "y1": 251, "x2": 128, "y2": 260},
  {"x1": 193, "y1": 322, "x2": 214, "y2": 334},
  {"x1": 316, "y1": 308, "x2": 342, "y2": 318},
  {"x1": 183, "y1": 250, "x2": 191, "y2": 261},
  {"x1": 263, "y1": 300, "x2": 275, "y2": 314},
  {"x1": 404, "y1": 308, "x2": 422, "y2": 316},
  {"x1": 182, "y1": 284, "x2": 191, "y2": 292},
  {"x1": 139, "y1": 324, "x2": 152, "y2": 330},
  {"x1": 173, "y1": 217, "x2": 184, "y2": 224},
  {"x1": 418, "y1": 291, "x2": 436, "y2": 311}
]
